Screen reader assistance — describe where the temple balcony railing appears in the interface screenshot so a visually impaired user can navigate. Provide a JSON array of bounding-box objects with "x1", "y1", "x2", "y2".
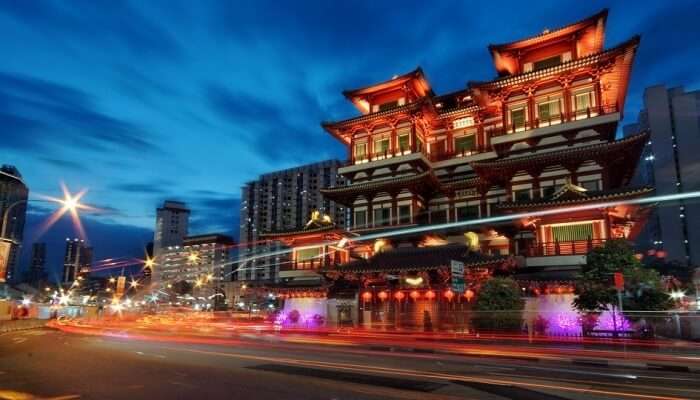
[
  {"x1": 523, "y1": 238, "x2": 606, "y2": 257},
  {"x1": 490, "y1": 104, "x2": 620, "y2": 146}
]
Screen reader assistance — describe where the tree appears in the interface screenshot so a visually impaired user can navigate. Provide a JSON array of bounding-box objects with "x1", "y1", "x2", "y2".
[
  {"x1": 473, "y1": 277, "x2": 524, "y2": 332},
  {"x1": 171, "y1": 280, "x2": 193, "y2": 296},
  {"x1": 574, "y1": 239, "x2": 671, "y2": 314}
]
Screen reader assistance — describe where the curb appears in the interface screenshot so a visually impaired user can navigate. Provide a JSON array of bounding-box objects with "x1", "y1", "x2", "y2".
[
  {"x1": 366, "y1": 345, "x2": 700, "y2": 373},
  {"x1": 0, "y1": 320, "x2": 47, "y2": 334}
]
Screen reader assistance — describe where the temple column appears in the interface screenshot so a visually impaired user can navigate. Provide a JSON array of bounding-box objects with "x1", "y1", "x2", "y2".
[
  {"x1": 390, "y1": 125, "x2": 397, "y2": 156},
  {"x1": 349, "y1": 135, "x2": 355, "y2": 164},
  {"x1": 501, "y1": 101, "x2": 509, "y2": 133},
  {"x1": 391, "y1": 194, "x2": 398, "y2": 225},
  {"x1": 367, "y1": 196, "x2": 374, "y2": 228},
  {"x1": 477, "y1": 122, "x2": 485, "y2": 152},
  {"x1": 410, "y1": 124, "x2": 417, "y2": 153},
  {"x1": 593, "y1": 76, "x2": 603, "y2": 113},
  {"x1": 448, "y1": 196, "x2": 455, "y2": 222},
  {"x1": 562, "y1": 80, "x2": 572, "y2": 121},
  {"x1": 446, "y1": 130, "x2": 454, "y2": 156},
  {"x1": 527, "y1": 93, "x2": 536, "y2": 129}
]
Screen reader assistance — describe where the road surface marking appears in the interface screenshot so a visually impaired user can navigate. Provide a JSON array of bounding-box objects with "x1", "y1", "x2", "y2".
[{"x1": 159, "y1": 346, "x2": 690, "y2": 400}]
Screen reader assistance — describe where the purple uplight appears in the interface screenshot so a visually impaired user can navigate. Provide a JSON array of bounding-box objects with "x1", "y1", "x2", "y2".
[{"x1": 595, "y1": 309, "x2": 631, "y2": 331}]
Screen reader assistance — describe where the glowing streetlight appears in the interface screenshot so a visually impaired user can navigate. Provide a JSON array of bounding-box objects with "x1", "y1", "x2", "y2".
[
  {"x1": 195, "y1": 279, "x2": 203, "y2": 288},
  {"x1": 188, "y1": 253, "x2": 199, "y2": 263},
  {"x1": 109, "y1": 277, "x2": 116, "y2": 284},
  {"x1": 129, "y1": 279, "x2": 139, "y2": 289},
  {"x1": 144, "y1": 257, "x2": 155, "y2": 269}
]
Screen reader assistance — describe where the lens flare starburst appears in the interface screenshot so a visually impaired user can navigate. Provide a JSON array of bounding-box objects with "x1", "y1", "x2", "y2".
[{"x1": 35, "y1": 183, "x2": 95, "y2": 240}]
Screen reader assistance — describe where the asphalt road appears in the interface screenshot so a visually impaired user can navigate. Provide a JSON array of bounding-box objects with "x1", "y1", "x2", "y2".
[{"x1": 1, "y1": 328, "x2": 699, "y2": 400}]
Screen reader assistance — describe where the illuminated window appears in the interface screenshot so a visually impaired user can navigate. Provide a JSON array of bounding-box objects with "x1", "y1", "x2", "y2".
[
  {"x1": 510, "y1": 107, "x2": 527, "y2": 131},
  {"x1": 374, "y1": 137, "x2": 390, "y2": 156},
  {"x1": 454, "y1": 135, "x2": 475, "y2": 155},
  {"x1": 354, "y1": 142, "x2": 367, "y2": 161},
  {"x1": 398, "y1": 133, "x2": 410, "y2": 153},
  {"x1": 537, "y1": 99, "x2": 561, "y2": 122},
  {"x1": 579, "y1": 179, "x2": 600, "y2": 192},
  {"x1": 573, "y1": 90, "x2": 595, "y2": 114},
  {"x1": 533, "y1": 55, "x2": 561, "y2": 71}
]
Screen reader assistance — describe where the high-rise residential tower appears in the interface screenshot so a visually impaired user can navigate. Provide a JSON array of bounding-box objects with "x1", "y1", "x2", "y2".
[
  {"x1": 237, "y1": 160, "x2": 347, "y2": 282},
  {"x1": 0, "y1": 165, "x2": 28, "y2": 283},
  {"x1": 153, "y1": 200, "x2": 190, "y2": 284},
  {"x1": 62, "y1": 238, "x2": 92, "y2": 284},
  {"x1": 625, "y1": 85, "x2": 700, "y2": 265}
]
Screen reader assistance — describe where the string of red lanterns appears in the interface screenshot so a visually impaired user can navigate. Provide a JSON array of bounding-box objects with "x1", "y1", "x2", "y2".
[{"x1": 360, "y1": 289, "x2": 475, "y2": 302}]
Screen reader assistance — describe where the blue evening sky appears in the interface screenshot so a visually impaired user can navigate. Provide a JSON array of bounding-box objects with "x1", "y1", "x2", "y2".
[{"x1": 2, "y1": 0, "x2": 699, "y2": 277}]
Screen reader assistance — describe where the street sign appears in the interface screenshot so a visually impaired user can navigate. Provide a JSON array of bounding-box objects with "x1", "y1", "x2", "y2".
[
  {"x1": 613, "y1": 272, "x2": 624, "y2": 290},
  {"x1": 450, "y1": 260, "x2": 465, "y2": 294}
]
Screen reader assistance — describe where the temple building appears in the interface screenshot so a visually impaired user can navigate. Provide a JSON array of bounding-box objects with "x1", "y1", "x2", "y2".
[{"x1": 260, "y1": 10, "x2": 651, "y2": 330}]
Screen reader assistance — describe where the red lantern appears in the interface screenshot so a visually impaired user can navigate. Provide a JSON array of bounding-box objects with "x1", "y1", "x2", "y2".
[
  {"x1": 377, "y1": 291, "x2": 388, "y2": 301},
  {"x1": 443, "y1": 290, "x2": 454, "y2": 301},
  {"x1": 425, "y1": 290, "x2": 436, "y2": 300},
  {"x1": 394, "y1": 291, "x2": 405, "y2": 301},
  {"x1": 409, "y1": 290, "x2": 420, "y2": 301},
  {"x1": 656, "y1": 250, "x2": 667, "y2": 258},
  {"x1": 361, "y1": 291, "x2": 372, "y2": 302},
  {"x1": 464, "y1": 289, "x2": 474, "y2": 302}
]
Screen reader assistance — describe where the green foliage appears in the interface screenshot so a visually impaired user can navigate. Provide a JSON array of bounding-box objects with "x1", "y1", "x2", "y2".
[
  {"x1": 171, "y1": 280, "x2": 193, "y2": 296},
  {"x1": 473, "y1": 277, "x2": 524, "y2": 332},
  {"x1": 574, "y1": 239, "x2": 672, "y2": 314}
]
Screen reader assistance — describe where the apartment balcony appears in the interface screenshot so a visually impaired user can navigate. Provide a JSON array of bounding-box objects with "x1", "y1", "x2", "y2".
[{"x1": 490, "y1": 104, "x2": 620, "y2": 146}]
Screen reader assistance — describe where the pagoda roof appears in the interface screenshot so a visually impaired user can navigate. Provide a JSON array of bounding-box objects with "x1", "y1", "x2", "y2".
[
  {"x1": 472, "y1": 36, "x2": 640, "y2": 90},
  {"x1": 342, "y1": 67, "x2": 434, "y2": 101},
  {"x1": 329, "y1": 243, "x2": 507, "y2": 273},
  {"x1": 489, "y1": 9, "x2": 608, "y2": 52},
  {"x1": 320, "y1": 171, "x2": 440, "y2": 206},
  {"x1": 470, "y1": 132, "x2": 649, "y2": 184},
  {"x1": 496, "y1": 186, "x2": 654, "y2": 211},
  {"x1": 259, "y1": 224, "x2": 338, "y2": 239}
]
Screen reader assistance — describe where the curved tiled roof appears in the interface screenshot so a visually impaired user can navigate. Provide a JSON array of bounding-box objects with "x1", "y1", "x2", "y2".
[
  {"x1": 496, "y1": 186, "x2": 654, "y2": 210},
  {"x1": 471, "y1": 132, "x2": 648, "y2": 171},
  {"x1": 488, "y1": 9, "x2": 608, "y2": 51},
  {"x1": 328, "y1": 243, "x2": 507, "y2": 273}
]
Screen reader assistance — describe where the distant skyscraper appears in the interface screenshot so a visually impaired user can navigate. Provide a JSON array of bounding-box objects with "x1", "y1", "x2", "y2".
[
  {"x1": 28, "y1": 242, "x2": 47, "y2": 286},
  {"x1": 625, "y1": 85, "x2": 700, "y2": 265},
  {"x1": 153, "y1": 201, "x2": 189, "y2": 284},
  {"x1": 238, "y1": 160, "x2": 347, "y2": 282},
  {"x1": 0, "y1": 165, "x2": 28, "y2": 283},
  {"x1": 159, "y1": 233, "x2": 234, "y2": 289},
  {"x1": 62, "y1": 238, "x2": 92, "y2": 283}
]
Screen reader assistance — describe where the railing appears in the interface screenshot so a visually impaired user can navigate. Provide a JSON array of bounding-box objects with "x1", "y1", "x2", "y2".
[
  {"x1": 490, "y1": 104, "x2": 618, "y2": 138},
  {"x1": 289, "y1": 257, "x2": 329, "y2": 271},
  {"x1": 428, "y1": 146, "x2": 487, "y2": 162},
  {"x1": 524, "y1": 238, "x2": 606, "y2": 257}
]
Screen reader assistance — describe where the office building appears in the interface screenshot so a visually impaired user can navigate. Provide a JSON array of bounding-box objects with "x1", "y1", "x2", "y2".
[
  {"x1": 0, "y1": 165, "x2": 28, "y2": 283},
  {"x1": 238, "y1": 160, "x2": 347, "y2": 282},
  {"x1": 153, "y1": 200, "x2": 190, "y2": 284},
  {"x1": 62, "y1": 238, "x2": 92, "y2": 284},
  {"x1": 624, "y1": 85, "x2": 700, "y2": 265},
  {"x1": 160, "y1": 234, "x2": 234, "y2": 290}
]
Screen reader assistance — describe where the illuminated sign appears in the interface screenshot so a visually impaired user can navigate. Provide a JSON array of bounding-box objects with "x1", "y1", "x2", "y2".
[{"x1": 0, "y1": 241, "x2": 10, "y2": 283}]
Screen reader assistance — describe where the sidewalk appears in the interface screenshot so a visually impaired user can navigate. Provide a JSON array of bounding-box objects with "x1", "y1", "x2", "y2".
[{"x1": 0, "y1": 319, "x2": 47, "y2": 333}]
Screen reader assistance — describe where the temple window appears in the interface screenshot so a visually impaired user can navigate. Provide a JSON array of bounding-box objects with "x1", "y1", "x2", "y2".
[
  {"x1": 579, "y1": 176, "x2": 601, "y2": 191},
  {"x1": 354, "y1": 210, "x2": 367, "y2": 229},
  {"x1": 430, "y1": 209, "x2": 448, "y2": 224},
  {"x1": 354, "y1": 141, "x2": 368, "y2": 162},
  {"x1": 509, "y1": 105, "x2": 527, "y2": 132},
  {"x1": 536, "y1": 98, "x2": 562, "y2": 126},
  {"x1": 378, "y1": 100, "x2": 399, "y2": 112},
  {"x1": 398, "y1": 204, "x2": 411, "y2": 224},
  {"x1": 454, "y1": 134, "x2": 476, "y2": 156},
  {"x1": 397, "y1": 131, "x2": 411, "y2": 155},
  {"x1": 533, "y1": 55, "x2": 562, "y2": 71},
  {"x1": 456, "y1": 204, "x2": 480, "y2": 221},
  {"x1": 513, "y1": 188, "x2": 532, "y2": 202},
  {"x1": 295, "y1": 246, "x2": 323, "y2": 269},
  {"x1": 572, "y1": 88, "x2": 596, "y2": 119},
  {"x1": 373, "y1": 136, "x2": 390, "y2": 159},
  {"x1": 373, "y1": 205, "x2": 391, "y2": 227}
]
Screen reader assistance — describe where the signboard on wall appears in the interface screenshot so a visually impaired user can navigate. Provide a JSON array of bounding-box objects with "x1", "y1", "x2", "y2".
[
  {"x1": 450, "y1": 260, "x2": 465, "y2": 294},
  {"x1": 0, "y1": 241, "x2": 11, "y2": 283}
]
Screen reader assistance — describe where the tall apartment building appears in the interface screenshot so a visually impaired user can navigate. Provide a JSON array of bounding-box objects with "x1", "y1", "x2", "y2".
[
  {"x1": 159, "y1": 234, "x2": 234, "y2": 289},
  {"x1": 625, "y1": 85, "x2": 700, "y2": 265},
  {"x1": 0, "y1": 165, "x2": 28, "y2": 283},
  {"x1": 28, "y1": 242, "x2": 47, "y2": 286},
  {"x1": 237, "y1": 160, "x2": 347, "y2": 282},
  {"x1": 153, "y1": 200, "x2": 190, "y2": 284},
  {"x1": 62, "y1": 238, "x2": 92, "y2": 284}
]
